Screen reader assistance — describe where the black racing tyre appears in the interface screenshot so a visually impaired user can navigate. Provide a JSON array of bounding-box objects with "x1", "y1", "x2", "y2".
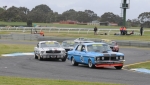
[
  {"x1": 115, "y1": 66, "x2": 123, "y2": 70},
  {"x1": 88, "y1": 60, "x2": 95, "y2": 68},
  {"x1": 34, "y1": 53, "x2": 38, "y2": 59},
  {"x1": 38, "y1": 56, "x2": 43, "y2": 61},
  {"x1": 71, "y1": 57, "x2": 78, "y2": 66},
  {"x1": 62, "y1": 57, "x2": 66, "y2": 62}
]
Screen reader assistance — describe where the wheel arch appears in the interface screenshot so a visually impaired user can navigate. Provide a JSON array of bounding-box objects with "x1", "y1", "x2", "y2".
[{"x1": 88, "y1": 58, "x2": 94, "y2": 64}]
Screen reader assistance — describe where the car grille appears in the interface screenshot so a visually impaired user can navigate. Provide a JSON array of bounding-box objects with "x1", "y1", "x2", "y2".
[
  {"x1": 111, "y1": 57, "x2": 118, "y2": 60},
  {"x1": 98, "y1": 54, "x2": 123, "y2": 60},
  {"x1": 46, "y1": 50, "x2": 61, "y2": 53}
]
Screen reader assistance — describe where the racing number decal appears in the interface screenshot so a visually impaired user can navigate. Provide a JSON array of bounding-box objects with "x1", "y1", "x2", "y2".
[{"x1": 80, "y1": 55, "x2": 84, "y2": 62}]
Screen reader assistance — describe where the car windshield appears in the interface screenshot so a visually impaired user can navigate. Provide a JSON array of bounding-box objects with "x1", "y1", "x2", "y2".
[
  {"x1": 78, "y1": 38, "x2": 85, "y2": 40},
  {"x1": 62, "y1": 41, "x2": 77, "y2": 47},
  {"x1": 87, "y1": 44, "x2": 111, "y2": 52},
  {"x1": 41, "y1": 42, "x2": 60, "y2": 48}
]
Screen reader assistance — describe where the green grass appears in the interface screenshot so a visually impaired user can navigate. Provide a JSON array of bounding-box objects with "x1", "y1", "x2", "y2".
[
  {"x1": 1, "y1": 21, "x2": 150, "y2": 41},
  {"x1": 0, "y1": 44, "x2": 34, "y2": 56},
  {"x1": 0, "y1": 76, "x2": 123, "y2": 85},
  {"x1": 1, "y1": 21, "x2": 149, "y2": 29},
  {"x1": 0, "y1": 21, "x2": 27, "y2": 27},
  {"x1": 1, "y1": 31, "x2": 150, "y2": 41},
  {"x1": 0, "y1": 21, "x2": 118, "y2": 28},
  {"x1": 38, "y1": 32, "x2": 150, "y2": 41},
  {"x1": 125, "y1": 61, "x2": 150, "y2": 70}
]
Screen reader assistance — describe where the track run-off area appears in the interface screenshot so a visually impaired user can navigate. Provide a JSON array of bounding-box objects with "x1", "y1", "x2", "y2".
[{"x1": 0, "y1": 39, "x2": 150, "y2": 85}]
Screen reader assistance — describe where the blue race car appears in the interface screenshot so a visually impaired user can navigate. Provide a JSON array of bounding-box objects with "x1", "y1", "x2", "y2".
[{"x1": 67, "y1": 43, "x2": 125, "y2": 69}]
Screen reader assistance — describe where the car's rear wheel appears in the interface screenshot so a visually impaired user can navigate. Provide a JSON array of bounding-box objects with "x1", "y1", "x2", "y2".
[
  {"x1": 71, "y1": 57, "x2": 78, "y2": 66},
  {"x1": 88, "y1": 60, "x2": 95, "y2": 68},
  {"x1": 115, "y1": 66, "x2": 123, "y2": 70},
  {"x1": 34, "y1": 53, "x2": 38, "y2": 59}
]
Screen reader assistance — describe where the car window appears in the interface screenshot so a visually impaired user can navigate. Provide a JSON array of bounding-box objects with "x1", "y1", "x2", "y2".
[
  {"x1": 81, "y1": 45, "x2": 86, "y2": 51},
  {"x1": 76, "y1": 45, "x2": 82, "y2": 51},
  {"x1": 62, "y1": 41, "x2": 76, "y2": 47},
  {"x1": 80, "y1": 38, "x2": 84, "y2": 40},
  {"x1": 41, "y1": 42, "x2": 60, "y2": 48},
  {"x1": 87, "y1": 44, "x2": 111, "y2": 52}
]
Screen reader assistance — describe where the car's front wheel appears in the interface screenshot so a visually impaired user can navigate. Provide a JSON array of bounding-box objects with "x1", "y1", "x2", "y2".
[
  {"x1": 62, "y1": 57, "x2": 66, "y2": 62},
  {"x1": 34, "y1": 53, "x2": 38, "y2": 59},
  {"x1": 88, "y1": 60, "x2": 95, "y2": 68},
  {"x1": 115, "y1": 66, "x2": 123, "y2": 70},
  {"x1": 38, "y1": 55, "x2": 43, "y2": 61},
  {"x1": 71, "y1": 57, "x2": 78, "y2": 66}
]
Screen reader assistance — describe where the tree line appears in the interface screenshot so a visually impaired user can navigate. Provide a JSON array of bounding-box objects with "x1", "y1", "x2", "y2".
[{"x1": 0, "y1": 4, "x2": 150, "y2": 27}]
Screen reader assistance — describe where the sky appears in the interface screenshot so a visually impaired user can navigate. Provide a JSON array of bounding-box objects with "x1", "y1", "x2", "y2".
[{"x1": 0, "y1": 0, "x2": 149, "y2": 20}]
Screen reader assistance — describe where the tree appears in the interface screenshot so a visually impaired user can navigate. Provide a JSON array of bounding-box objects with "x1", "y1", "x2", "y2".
[
  {"x1": 0, "y1": 6, "x2": 30, "y2": 22},
  {"x1": 18, "y1": 7, "x2": 29, "y2": 22},
  {"x1": 61, "y1": 9, "x2": 77, "y2": 21},
  {"x1": 0, "y1": 7, "x2": 5, "y2": 20},
  {"x1": 76, "y1": 11, "x2": 89, "y2": 23},
  {"x1": 28, "y1": 4, "x2": 53, "y2": 22},
  {"x1": 131, "y1": 19, "x2": 140, "y2": 27},
  {"x1": 138, "y1": 12, "x2": 150, "y2": 28},
  {"x1": 2, "y1": 6, "x2": 21, "y2": 21},
  {"x1": 84, "y1": 10, "x2": 98, "y2": 21},
  {"x1": 100, "y1": 12, "x2": 123, "y2": 26}
]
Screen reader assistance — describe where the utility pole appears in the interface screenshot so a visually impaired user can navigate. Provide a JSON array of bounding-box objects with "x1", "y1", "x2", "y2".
[
  {"x1": 123, "y1": 0, "x2": 127, "y2": 26},
  {"x1": 121, "y1": 0, "x2": 130, "y2": 27}
]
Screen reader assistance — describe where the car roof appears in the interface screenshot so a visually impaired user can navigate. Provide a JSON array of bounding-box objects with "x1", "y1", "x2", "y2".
[
  {"x1": 39, "y1": 41, "x2": 58, "y2": 43},
  {"x1": 81, "y1": 42, "x2": 106, "y2": 45},
  {"x1": 62, "y1": 40, "x2": 74, "y2": 42}
]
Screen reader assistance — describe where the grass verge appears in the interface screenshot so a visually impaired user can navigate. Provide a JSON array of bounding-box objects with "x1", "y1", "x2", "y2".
[
  {"x1": 0, "y1": 44, "x2": 34, "y2": 56},
  {"x1": 0, "y1": 76, "x2": 123, "y2": 85},
  {"x1": 125, "y1": 61, "x2": 150, "y2": 70},
  {"x1": 1, "y1": 31, "x2": 150, "y2": 41}
]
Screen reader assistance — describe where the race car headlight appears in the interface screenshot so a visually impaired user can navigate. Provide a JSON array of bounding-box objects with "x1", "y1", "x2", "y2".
[
  {"x1": 119, "y1": 56, "x2": 124, "y2": 60},
  {"x1": 96, "y1": 57, "x2": 100, "y2": 61},
  {"x1": 41, "y1": 51, "x2": 44, "y2": 54},
  {"x1": 101, "y1": 57, "x2": 104, "y2": 60},
  {"x1": 116, "y1": 57, "x2": 119, "y2": 60}
]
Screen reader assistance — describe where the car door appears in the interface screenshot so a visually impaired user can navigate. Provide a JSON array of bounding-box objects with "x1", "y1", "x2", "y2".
[
  {"x1": 79, "y1": 45, "x2": 87, "y2": 63},
  {"x1": 73, "y1": 45, "x2": 82, "y2": 63}
]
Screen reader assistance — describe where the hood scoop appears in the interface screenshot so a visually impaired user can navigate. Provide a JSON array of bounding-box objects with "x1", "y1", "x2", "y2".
[{"x1": 103, "y1": 53, "x2": 116, "y2": 57}]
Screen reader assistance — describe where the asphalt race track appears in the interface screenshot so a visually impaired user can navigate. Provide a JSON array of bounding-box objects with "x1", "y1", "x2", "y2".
[{"x1": 0, "y1": 40, "x2": 150, "y2": 85}]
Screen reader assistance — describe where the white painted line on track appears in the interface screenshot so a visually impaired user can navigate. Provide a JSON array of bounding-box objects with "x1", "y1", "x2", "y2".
[{"x1": 1, "y1": 52, "x2": 34, "y2": 57}]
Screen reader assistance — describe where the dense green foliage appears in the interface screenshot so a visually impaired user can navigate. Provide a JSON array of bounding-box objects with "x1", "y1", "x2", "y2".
[{"x1": 0, "y1": 4, "x2": 150, "y2": 27}]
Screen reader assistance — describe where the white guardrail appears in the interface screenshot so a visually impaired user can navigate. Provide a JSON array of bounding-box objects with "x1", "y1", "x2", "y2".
[{"x1": 0, "y1": 27, "x2": 148, "y2": 35}]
